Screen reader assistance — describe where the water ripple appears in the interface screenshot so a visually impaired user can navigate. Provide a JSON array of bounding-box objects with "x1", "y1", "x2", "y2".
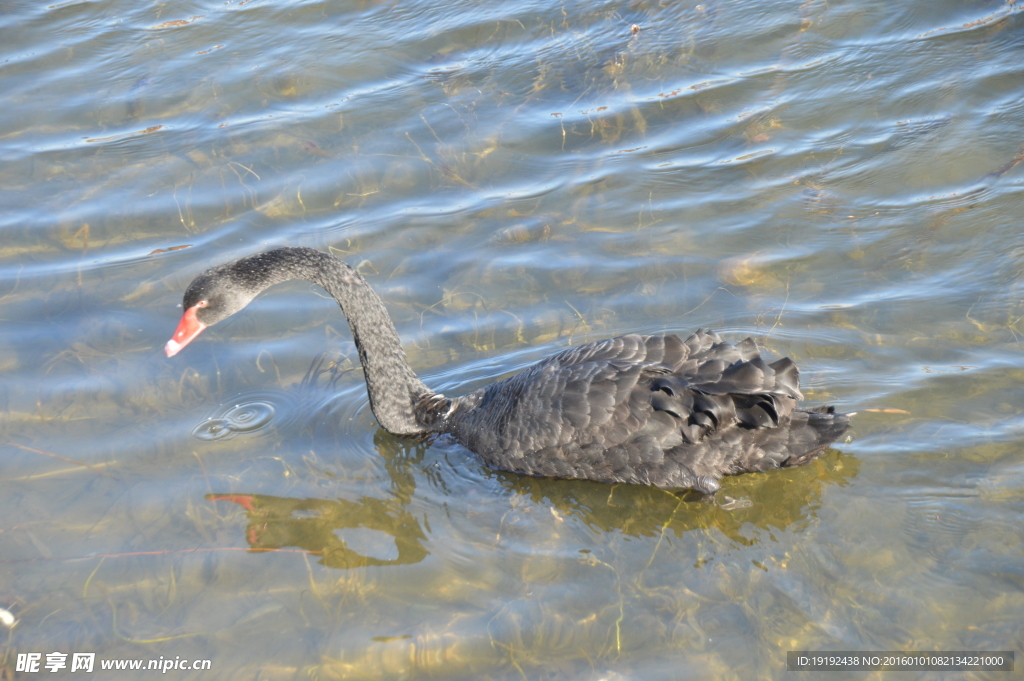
[{"x1": 190, "y1": 395, "x2": 283, "y2": 441}]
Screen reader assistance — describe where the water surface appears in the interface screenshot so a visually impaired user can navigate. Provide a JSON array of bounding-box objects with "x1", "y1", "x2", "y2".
[{"x1": 2, "y1": 0, "x2": 1022, "y2": 678}]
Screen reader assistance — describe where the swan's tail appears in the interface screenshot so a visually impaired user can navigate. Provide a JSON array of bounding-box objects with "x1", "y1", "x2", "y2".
[{"x1": 779, "y1": 405, "x2": 851, "y2": 468}]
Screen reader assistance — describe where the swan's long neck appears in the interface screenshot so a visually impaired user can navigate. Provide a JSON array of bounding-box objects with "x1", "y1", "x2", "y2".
[{"x1": 247, "y1": 248, "x2": 439, "y2": 435}]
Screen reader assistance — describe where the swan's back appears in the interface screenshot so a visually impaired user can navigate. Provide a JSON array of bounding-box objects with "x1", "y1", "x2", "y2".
[{"x1": 445, "y1": 329, "x2": 849, "y2": 491}]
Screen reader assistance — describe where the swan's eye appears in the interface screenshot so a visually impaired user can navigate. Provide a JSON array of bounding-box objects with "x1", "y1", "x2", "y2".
[{"x1": 196, "y1": 300, "x2": 208, "y2": 308}]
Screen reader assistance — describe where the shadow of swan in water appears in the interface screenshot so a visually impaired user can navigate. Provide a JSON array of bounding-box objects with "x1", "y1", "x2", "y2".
[
  {"x1": 208, "y1": 439, "x2": 857, "y2": 570},
  {"x1": 207, "y1": 492, "x2": 429, "y2": 569}
]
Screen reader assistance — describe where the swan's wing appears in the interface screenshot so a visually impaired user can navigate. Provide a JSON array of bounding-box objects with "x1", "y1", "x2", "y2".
[
  {"x1": 453, "y1": 330, "x2": 846, "y2": 490},
  {"x1": 533, "y1": 329, "x2": 801, "y2": 399},
  {"x1": 532, "y1": 329, "x2": 715, "y2": 372},
  {"x1": 510, "y1": 330, "x2": 803, "y2": 445},
  {"x1": 454, "y1": 331, "x2": 797, "y2": 453}
]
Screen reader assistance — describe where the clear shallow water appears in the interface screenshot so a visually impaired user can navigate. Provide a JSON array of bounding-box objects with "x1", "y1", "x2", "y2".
[{"x1": 2, "y1": 0, "x2": 1022, "y2": 677}]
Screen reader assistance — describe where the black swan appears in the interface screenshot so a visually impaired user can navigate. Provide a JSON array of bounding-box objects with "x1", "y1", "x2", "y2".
[{"x1": 166, "y1": 247, "x2": 850, "y2": 493}]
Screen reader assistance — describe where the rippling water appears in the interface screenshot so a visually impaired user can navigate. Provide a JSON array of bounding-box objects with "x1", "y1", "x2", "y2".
[{"x1": 2, "y1": 0, "x2": 1022, "y2": 677}]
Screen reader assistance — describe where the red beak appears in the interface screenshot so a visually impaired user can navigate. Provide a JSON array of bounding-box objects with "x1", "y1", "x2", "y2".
[{"x1": 165, "y1": 305, "x2": 207, "y2": 357}]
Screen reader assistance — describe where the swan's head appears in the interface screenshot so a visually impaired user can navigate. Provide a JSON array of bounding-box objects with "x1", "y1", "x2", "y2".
[{"x1": 165, "y1": 266, "x2": 259, "y2": 357}]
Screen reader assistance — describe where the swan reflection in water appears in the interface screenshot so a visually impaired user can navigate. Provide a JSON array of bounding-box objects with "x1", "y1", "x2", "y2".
[
  {"x1": 208, "y1": 491, "x2": 429, "y2": 569},
  {"x1": 208, "y1": 423, "x2": 858, "y2": 570}
]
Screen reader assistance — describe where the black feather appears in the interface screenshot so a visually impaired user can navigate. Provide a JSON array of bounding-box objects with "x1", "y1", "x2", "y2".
[{"x1": 448, "y1": 330, "x2": 850, "y2": 490}]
